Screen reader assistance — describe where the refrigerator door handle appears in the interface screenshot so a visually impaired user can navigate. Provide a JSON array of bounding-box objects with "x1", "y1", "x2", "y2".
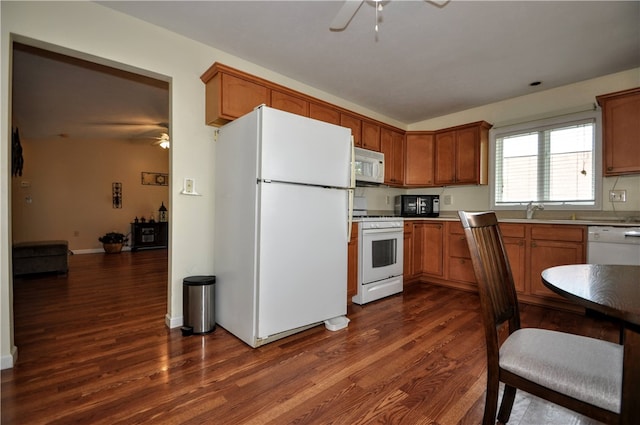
[{"x1": 347, "y1": 136, "x2": 355, "y2": 241}]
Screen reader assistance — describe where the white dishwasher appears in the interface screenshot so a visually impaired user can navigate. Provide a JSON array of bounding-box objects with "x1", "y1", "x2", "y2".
[{"x1": 587, "y1": 226, "x2": 640, "y2": 265}]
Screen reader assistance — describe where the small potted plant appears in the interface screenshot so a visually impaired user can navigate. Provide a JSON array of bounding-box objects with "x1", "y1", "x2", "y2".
[{"x1": 98, "y1": 232, "x2": 129, "y2": 254}]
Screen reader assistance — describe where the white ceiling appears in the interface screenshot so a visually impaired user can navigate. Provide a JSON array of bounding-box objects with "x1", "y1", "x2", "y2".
[
  {"x1": 12, "y1": 1, "x2": 640, "y2": 140},
  {"x1": 98, "y1": 0, "x2": 640, "y2": 122},
  {"x1": 12, "y1": 44, "x2": 170, "y2": 141}
]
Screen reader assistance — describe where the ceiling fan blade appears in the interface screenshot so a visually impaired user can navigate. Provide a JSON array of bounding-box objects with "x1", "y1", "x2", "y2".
[
  {"x1": 88, "y1": 121, "x2": 168, "y2": 129},
  {"x1": 330, "y1": 0, "x2": 364, "y2": 31},
  {"x1": 425, "y1": 0, "x2": 450, "y2": 8}
]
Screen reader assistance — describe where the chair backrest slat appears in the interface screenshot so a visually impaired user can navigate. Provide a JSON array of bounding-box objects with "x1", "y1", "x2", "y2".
[{"x1": 458, "y1": 212, "x2": 521, "y2": 343}]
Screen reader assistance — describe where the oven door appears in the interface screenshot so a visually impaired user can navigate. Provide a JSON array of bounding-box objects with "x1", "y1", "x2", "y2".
[{"x1": 360, "y1": 227, "x2": 403, "y2": 284}]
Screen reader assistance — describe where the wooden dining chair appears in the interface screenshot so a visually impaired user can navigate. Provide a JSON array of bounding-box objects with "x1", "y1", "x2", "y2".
[{"x1": 458, "y1": 211, "x2": 623, "y2": 425}]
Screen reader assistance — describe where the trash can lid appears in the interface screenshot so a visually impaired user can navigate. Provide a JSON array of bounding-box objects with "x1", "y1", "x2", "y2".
[{"x1": 183, "y1": 275, "x2": 216, "y2": 285}]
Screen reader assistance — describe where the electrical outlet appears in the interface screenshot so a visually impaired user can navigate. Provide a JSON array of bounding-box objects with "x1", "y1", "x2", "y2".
[
  {"x1": 443, "y1": 195, "x2": 453, "y2": 205},
  {"x1": 609, "y1": 190, "x2": 627, "y2": 203}
]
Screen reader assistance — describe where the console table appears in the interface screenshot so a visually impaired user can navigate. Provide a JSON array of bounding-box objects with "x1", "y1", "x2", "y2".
[{"x1": 130, "y1": 222, "x2": 168, "y2": 251}]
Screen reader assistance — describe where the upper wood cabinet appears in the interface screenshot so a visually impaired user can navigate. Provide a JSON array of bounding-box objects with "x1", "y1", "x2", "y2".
[
  {"x1": 380, "y1": 127, "x2": 404, "y2": 185},
  {"x1": 341, "y1": 113, "x2": 362, "y2": 147},
  {"x1": 596, "y1": 87, "x2": 640, "y2": 176},
  {"x1": 201, "y1": 64, "x2": 269, "y2": 126},
  {"x1": 361, "y1": 121, "x2": 381, "y2": 151},
  {"x1": 308, "y1": 102, "x2": 340, "y2": 125},
  {"x1": 434, "y1": 121, "x2": 491, "y2": 186},
  {"x1": 271, "y1": 90, "x2": 309, "y2": 117},
  {"x1": 404, "y1": 132, "x2": 435, "y2": 186}
]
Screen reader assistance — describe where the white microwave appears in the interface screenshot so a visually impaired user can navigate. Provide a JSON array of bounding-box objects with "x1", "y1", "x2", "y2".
[{"x1": 354, "y1": 147, "x2": 384, "y2": 184}]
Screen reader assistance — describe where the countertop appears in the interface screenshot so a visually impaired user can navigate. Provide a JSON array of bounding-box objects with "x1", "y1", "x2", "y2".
[{"x1": 354, "y1": 214, "x2": 640, "y2": 227}]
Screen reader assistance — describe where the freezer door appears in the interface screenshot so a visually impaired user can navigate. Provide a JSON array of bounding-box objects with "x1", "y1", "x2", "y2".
[
  {"x1": 257, "y1": 182, "x2": 348, "y2": 339},
  {"x1": 259, "y1": 106, "x2": 352, "y2": 189}
]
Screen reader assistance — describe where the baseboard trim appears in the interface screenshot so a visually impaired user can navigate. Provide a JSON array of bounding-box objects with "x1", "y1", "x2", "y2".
[
  {"x1": 1, "y1": 345, "x2": 18, "y2": 370},
  {"x1": 72, "y1": 247, "x2": 132, "y2": 255},
  {"x1": 165, "y1": 313, "x2": 183, "y2": 329}
]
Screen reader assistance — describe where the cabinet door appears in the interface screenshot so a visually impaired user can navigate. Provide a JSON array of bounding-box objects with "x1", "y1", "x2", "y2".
[
  {"x1": 403, "y1": 222, "x2": 414, "y2": 279},
  {"x1": 381, "y1": 128, "x2": 405, "y2": 185},
  {"x1": 309, "y1": 103, "x2": 340, "y2": 125},
  {"x1": 412, "y1": 223, "x2": 424, "y2": 276},
  {"x1": 341, "y1": 113, "x2": 362, "y2": 147},
  {"x1": 405, "y1": 133, "x2": 435, "y2": 186},
  {"x1": 529, "y1": 240, "x2": 585, "y2": 299},
  {"x1": 499, "y1": 223, "x2": 526, "y2": 294},
  {"x1": 271, "y1": 90, "x2": 309, "y2": 116},
  {"x1": 434, "y1": 130, "x2": 456, "y2": 185},
  {"x1": 362, "y1": 121, "x2": 381, "y2": 151},
  {"x1": 503, "y1": 238, "x2": 526, "y2": 293},
  {"x1": 347, "y1": 222, "x2": 358, "y2": 299},
  {"x1": 455, "y1": 126, "x2": 480, "y2": 184},
  {"x1": 391, "y1": 130, "x2": 405, "y2": 185},
  {"x1": 446, "y1": 222, "x2": 476, "y2": 284},
  {"x1": 220, "y1": 73, "x2": 269, "y2": 120},
  {"x1": 598, "y1": 88, "x2": 640, "y2": 176},
  {"x1": 421, "y1": 222, "x2": 444, "y2": 277}
]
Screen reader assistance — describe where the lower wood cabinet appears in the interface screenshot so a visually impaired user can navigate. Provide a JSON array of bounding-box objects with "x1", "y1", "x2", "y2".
[
  {"x1": 527, "y1": 225, "x2": 586, "y2": 300},
  {"x1": 500, "y1": 223, "x2": 527, "y2": 294},
  {"x1": 406, "y1": 220, "x2": 587, "y2": 311},
  {"x1": 404, "y1": 221, "x2": 444, "y2": 281},
  {"x1": 446, "y1": 222, "x2": 476, "y2": 285},
  {"x1": 347, "y1": 222, "x2": 358, "y2": 300}
]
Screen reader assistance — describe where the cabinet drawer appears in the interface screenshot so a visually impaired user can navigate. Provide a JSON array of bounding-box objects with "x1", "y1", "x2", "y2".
[
  {"x1": 531, "y1": 225, "x2": 585, "y2": 242},
  {"x1": 499, "y1": 223, "x2": 526, "y2": 238}
]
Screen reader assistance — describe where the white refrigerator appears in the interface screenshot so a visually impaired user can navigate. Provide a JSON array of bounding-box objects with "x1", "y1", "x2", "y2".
[{"x1": 214, "y1": 105, "x2": 353, "y2": 348}]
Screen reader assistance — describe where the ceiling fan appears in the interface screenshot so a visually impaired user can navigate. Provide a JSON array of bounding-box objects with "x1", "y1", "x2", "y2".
[
  {"x1": 330, "y1": 0, "x2": 450, "y2": 32},
  {"x1": 132, "y1": 132, "x2": 171, "y2": 149}
]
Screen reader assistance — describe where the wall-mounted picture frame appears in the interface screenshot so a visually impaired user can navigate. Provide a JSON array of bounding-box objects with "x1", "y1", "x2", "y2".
[{"x1": 141, "y1": 172, "x2": 169, "y2": 186}]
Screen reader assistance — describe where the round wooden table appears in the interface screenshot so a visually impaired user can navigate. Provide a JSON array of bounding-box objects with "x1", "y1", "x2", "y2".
[{"x1": 542, "y1": 264, "x2": 640, "y2": 424}]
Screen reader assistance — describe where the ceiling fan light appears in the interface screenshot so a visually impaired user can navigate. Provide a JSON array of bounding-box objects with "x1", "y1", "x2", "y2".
[{"x1": 159, "y1": 140, "x2": 170, "y2": 149}]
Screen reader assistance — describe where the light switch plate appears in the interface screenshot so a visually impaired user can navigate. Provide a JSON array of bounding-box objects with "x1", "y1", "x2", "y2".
[
  {"x1": 609, "y1": 189, "x2": 626, "y2": 202},
  {"x1": 184, "y1": 178, "x2": 195, "y2": 194}
]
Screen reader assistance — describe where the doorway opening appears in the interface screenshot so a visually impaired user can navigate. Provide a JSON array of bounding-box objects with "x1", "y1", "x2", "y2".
[{"x1": 10, "y1": 39, "x2": 171, "y2": 361}]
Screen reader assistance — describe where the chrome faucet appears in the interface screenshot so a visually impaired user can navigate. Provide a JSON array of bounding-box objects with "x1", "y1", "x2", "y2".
[{"x1": 526, "y1": 201, "x2": 544, "y2": 219}]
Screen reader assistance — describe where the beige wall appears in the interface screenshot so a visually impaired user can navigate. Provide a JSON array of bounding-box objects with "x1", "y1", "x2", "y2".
[
  {"x1": 1, "y1": 0, "x2": 371, "y2": 369},
  {"x1": 11, "y1": 137, "x2": 169, "y2": 251},
  {"x1": 2, "y1": 1, "x2": 639, "y2": 369}
]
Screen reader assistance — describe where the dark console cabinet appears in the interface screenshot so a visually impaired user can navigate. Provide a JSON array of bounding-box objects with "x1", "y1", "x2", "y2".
[{"x1": 131, "y1": 222, "x2": 168, "y2": 251}]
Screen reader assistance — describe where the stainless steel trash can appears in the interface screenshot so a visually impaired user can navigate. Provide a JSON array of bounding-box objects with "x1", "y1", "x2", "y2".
[{"x1": 182, "y1": 275, "x2": 216, "y2": 335}]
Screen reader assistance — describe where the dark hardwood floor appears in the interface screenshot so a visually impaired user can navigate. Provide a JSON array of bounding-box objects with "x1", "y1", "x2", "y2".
[{"x1": 2, "y1": 250, "x2": 618, "y2": 424}]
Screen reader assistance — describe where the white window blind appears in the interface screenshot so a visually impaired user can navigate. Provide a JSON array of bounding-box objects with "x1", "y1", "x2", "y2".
[{"x1": 494, "y1": 116, "x2": 597, "y2": 207}]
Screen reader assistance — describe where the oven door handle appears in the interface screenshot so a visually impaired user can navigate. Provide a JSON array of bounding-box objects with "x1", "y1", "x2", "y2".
[{"x1": 362, "y1": 227, "x2": 402, "y2": 235}]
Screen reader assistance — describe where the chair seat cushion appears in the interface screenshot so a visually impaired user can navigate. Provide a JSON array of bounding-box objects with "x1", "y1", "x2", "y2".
[{"x1": 499, "y1": 328, "x2": 622, "y2": 413}]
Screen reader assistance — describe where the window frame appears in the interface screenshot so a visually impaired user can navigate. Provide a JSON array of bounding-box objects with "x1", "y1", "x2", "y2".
[{"x1": 489, "y1": 110, "x2": 603, "y2": 211}]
